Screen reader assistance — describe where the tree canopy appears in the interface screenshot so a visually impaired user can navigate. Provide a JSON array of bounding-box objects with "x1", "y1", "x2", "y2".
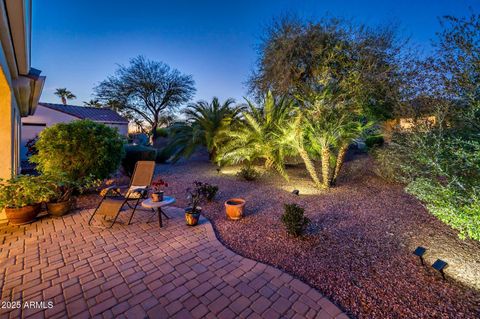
[
  {"x1": 54, "y1": 88, "x2": 76, "y2": 105},
  {"x1": 95, "y1": 56, "x2": 196, "y2": 140},
  {"x1": 249, "y1": 17, "x2": 404, "y2": 121}
]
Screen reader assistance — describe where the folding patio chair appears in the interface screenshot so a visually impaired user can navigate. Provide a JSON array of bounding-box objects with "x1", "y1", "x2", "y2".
[{"x1": 88, "y1": 160, "x2": 156, "y2": 228}]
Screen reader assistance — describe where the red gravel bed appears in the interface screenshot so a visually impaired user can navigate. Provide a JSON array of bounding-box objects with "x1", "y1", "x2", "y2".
[{"x1": 152, "y1": 153, "x2": 480, "y2": 319}]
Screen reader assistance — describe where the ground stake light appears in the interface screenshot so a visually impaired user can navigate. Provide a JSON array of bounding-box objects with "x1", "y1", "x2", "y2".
[
  {"x1": 413, "y1": 246, "x2": 427, "y2": 265},
  {"x1": 292, "y1": 189, "x2": 300, "y2": 196},
  {"x1": 432, "y1": 259, "x2": 448, "y2": 280}
]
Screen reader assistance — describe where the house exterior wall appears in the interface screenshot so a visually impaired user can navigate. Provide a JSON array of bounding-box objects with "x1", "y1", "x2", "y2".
[
  {"x1": 0, "y1": 27, "x2": 19, "y2": 179},
  {"x1": 0, "y1": 49, "x2": 19, "y2": 178},
  {"x1": 105, "y1": 123, "x2": 128, "y2": 136},
  {"x1": 21, "y1": 105, "x2": 79, "y2": 159},
  {"x1": 21, "y1": 105, "x2": 129, "y2": 159},
  {"x1": 0, "y1": 0, "x2": 43, "y2": 179}
]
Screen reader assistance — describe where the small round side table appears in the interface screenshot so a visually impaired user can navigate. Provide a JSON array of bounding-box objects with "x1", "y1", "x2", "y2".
[{"x1": 141, "y1": 196, "x2": 176, "y2": 228}]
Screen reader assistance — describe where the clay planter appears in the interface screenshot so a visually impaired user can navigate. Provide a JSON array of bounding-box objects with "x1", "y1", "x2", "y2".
[
  {"x1": 46, "y1": 200, "x2": 72, "y2": 217},
  {"x1": 151, "y1": 191, "x2": 164, "y2": 202},
  {"x1": 5, "y1": 204, "x2": 41, "y2": 225},
  {"x1": 185, "y1": 207, "x2": 201, "y2": 226},
  {"x1": 225, "y1": 198, "x2": 246, "y2": 220}
]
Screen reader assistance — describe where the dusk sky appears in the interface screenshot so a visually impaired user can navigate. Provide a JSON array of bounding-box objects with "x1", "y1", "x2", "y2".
[{"x1": 33, "y1": 0, "x2": 479, "y2": 106}]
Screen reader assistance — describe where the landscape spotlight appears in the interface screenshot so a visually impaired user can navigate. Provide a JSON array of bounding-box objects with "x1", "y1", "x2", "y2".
[
  {"x1": 432, "y1": 259, "x2": 448, "y2": 279},
  {"x1": 292, "y1": 189, "x2": 300, "y2": 196},
  {"x1": 413, "y1": 246, "x2": 427, "y2": 265}
]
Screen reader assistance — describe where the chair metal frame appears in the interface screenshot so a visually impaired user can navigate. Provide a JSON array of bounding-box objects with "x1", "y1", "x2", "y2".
[{"x1": 88, "y1": 161, "x2": 155, "y2": 228}]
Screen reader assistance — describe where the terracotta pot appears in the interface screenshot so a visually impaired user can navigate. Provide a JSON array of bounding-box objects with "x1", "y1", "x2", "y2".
[
  {"x1": 151, "y1": 191, "x2": 164, "y2": 202},
  {"x1": 185, "y1": 207, "x2": 201, "y2": 226},
  {"x1": 225, "y1": 198, "x2": 246, "y2": 220},
  {"x1": 5, "y1": 204, "x2": 41, "y2": 225},
  {"x1": 47, "y1": 200, "x2": 72, "y2": 217}
]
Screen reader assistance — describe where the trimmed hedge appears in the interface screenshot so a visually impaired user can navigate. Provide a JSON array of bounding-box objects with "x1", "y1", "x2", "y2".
[
  {"x1": 122, "y1": 145, "x2": 157, "y2": 176},
  {"x1": 31, "y1": 120, "x2": 124, "y2": 185}
]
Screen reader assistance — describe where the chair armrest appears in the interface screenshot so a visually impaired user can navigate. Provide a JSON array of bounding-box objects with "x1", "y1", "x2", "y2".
[
  {"x1": 126, "y1": 187, "x2": 148, "y2": 199},
  {"x1": 100, "y1": 186, "x2": 122, "y2": 197}
]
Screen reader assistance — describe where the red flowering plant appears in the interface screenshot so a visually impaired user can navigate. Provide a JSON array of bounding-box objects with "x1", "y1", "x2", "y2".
[
  {"x1": 151, "y1": 178, "x2": 168, "y2": 192},
  {"x1": 150, "y1": 178, "x2": 168, "y2": 202}
]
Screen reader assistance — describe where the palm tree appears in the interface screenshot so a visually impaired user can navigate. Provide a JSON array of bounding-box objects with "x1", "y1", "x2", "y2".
[
  {"x1": 54, "y1": 88, "x2": 76, "y2": 105},
  {"x1": 216, "y1": 91, "x2": 293, "y2": 178},
  {"x1": 305, "y1": 102, "x2": 348, "y2": 188},
  {"x1": 330, "y1": 120, "x2": 371, "y2": 185},
  {"x1": 302, "y1": 92, "x2": 370, "y2": 188},
  {"x1": 83, "y1": 99, "x2": 102, "y2": 108},
  {"x1": 274, "y1": 112, "x2": 321, "y2": 187},
  {"x1": 167, "y1": 97, "x2": 243, "y2": 161}
]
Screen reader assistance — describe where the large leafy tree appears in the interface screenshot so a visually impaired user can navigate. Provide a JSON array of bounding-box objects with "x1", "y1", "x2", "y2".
[
  {"x1": 54, "y1": 88, "x2": 76, "y2": 105},
  {"x1": 375, "y1": 14, "x2": 480, "y2": 240},
  {"x1": 167, "y1": 97, "x2": 243, "y2": 161},
  {"x1": 247, "y1": 17, "x2": 396, "y2": 188},
  {"x1": 436, "y1": 14, "x2": 480, "y2": 132},
  {"x1": 249, "y1": 16, "x2": 403, "y2": 122},
  {"x1": 95, "y1": 56, "x2": 196, "y2": 141}
]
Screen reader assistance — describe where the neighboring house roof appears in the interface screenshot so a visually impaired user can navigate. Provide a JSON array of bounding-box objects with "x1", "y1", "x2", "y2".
[{"x1": 39, "y1": 102, "x2": 129, "y2": 124}]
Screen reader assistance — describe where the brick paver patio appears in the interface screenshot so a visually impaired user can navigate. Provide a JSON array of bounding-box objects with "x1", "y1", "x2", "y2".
[{"x1": 0, "y1": 205, "x2": 346, "y2": 319}]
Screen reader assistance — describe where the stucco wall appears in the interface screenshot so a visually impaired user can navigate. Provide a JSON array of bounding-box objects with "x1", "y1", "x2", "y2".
[
  {"x1": 21, "y1": 105, "x2": 129, "y2": 159},
  {"x1": 106, "y1": 123, "x2": 128, "y2": 136},
  {"x1": 21, "y1": 105, "x2": 79, "y2": 159},
  {"x1": 0, "y1": 40, "x2": 18, "y2": 179},
  {"x1": 22, "y1": 104, "x2": 79, "y2": 125}
]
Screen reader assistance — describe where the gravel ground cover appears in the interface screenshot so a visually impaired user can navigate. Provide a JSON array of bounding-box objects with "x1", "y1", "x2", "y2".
[
  {"x1": 77, "y1": 152, "x2": 480, "y2": 318},
  {"x1": 152, "y1": 152, "x2": 480, "y2": 319}
]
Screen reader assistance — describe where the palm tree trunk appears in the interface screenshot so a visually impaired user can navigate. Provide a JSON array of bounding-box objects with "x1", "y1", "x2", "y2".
[
  {"x1": 332, "y1": 142, "x2": 349, "y2": 186},
  {"x1": 61, "y1": 97, "x2": 67, "y2": 105},
  {"x1": 265, "y1": 158, "x2": 273, "y2": 169},
  {"x1": 209, "y1": 147, "x2": 217, "y2": 162},
  {"x1": 298, "y1": 147, "x2": 321, "y2": 188},
  {"x1": 321, "y1": 148, "x2": 331, "y2": 189}
]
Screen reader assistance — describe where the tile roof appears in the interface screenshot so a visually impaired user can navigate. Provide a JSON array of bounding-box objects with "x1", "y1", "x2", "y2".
[{"x1": 39, "y1": 102, "x2": 129, "y2": 123}]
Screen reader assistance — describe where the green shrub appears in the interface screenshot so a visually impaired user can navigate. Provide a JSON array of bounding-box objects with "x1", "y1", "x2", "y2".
[
  {"x1": 372, "y1": 140, "x2": 413, "y2": 183},
  {"x1": 195, "y1": 181, "x2": 219, "y2": 201},
  {"x1": 122, "y1": 145, "x2": 157, "y2": 176},
  {"x1": 365, "y1": 135, "x2": 384, "y2": 148},
  {"x1": 0, "y1": 175, "x2": 56, "y2": 209},
  {"x1": 236, "y1": 165, "x2": 260, "y2": 181},
  {"x1": 31, "y1": 120, "x2": 124, "y2": 186},
  {"x1": 156, "y1": 127, "x2": 169, "y2": 138},
  {"x1": 406, "y1": 179, "x2": 480, "y2": 241},
  {"x1": 281, "y1": 203, "x2": 310, "y2": 237},
  {"x1": 374, "y1": 129, "x2": 480, "y2": 241}
]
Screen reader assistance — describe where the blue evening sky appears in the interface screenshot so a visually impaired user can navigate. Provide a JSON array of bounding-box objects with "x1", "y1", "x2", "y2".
[{"x1": 33, "y1": 0, "x2": 479, "y2": 106}]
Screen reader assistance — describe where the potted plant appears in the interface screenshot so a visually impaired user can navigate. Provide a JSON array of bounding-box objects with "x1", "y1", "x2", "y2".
[
  {"x1": 151, "y1": 178, "x2": 168, "y2": 202},
  {"x1": 0, "y1": 175, "x2": 56, "y2": 225},
  {"x1": 185, "y1": 182, "x2": 205, "y2": 226},
  {"x1": 46, "y1": 175, "x2": 77, "y2": 217},
  {"x1": 225, "y1": 198, "x2": 246, "y2": 220}
]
